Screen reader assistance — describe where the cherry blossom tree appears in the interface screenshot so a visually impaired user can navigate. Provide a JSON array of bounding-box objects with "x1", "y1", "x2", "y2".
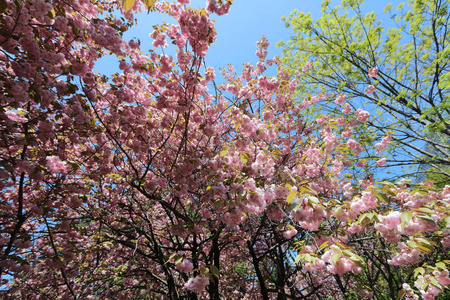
[{"x1": 1, "y1": 0, "x2": 450, "y2": 299}]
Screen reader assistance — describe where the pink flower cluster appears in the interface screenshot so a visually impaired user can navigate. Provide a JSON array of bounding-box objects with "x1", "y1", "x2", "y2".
[
  {"x1": 302, "y1": 61, "x2": 313, "y2": 72},
  {"x1": 5, "y1": 110, "x2": 28, "y2": 123},
  {"x1": 414, "y1": 271, "x2": 450, "y2": 300},
  {"x1": 177, "y1": 6, "x2": 217, "y2": 57},
  {"x1": 355, "y1": 108, "x2": 370, "y2": 122},
  {"x1": 184, "y1": 276, "x2": 209, "y2": 293},
  {"x1": 366, "y1": 85, "x2": 375, "y2": 94},
  {"x1": 388, "y1": 242, "x2": 421, "y2": 266},
  {"x1": 376, "y1": 157, "x2": 387, "y2": 166},
  {"x1": 359, "y1": 289, "x2": 374, "y2": 298},
  {"x1": 321, "y1": 248, "x2": 362, "y2": 275},
  {"x1": 46, "y1": 156, "x2": 69, "y2": 174},
  {"x1": 149, "y1": 29, "x2": 168, "y2": 48},
  {"x1": 335, "y1": 94, "x2": 346, "y2": 105},
  {"x1": 176, "y1": 259, "x2": 193, "y2": 273},
  {"x1": 206, "y1": 0, "x2": 231, "y2": 16},
  {"x1": 402, "y1": 283, "x2": 419, "y2": 300},
  {"x1": 342, "y1": 103, "x2": 351, "y2": 114},
  {"x1": 303, "y1": 258, "x2": 326, "y2": 272},
  {"x1": 368, "y1": 67, "x2": 378, "y2": 77},
  {"x1": 346, "y1": 139, "x2": 363, "y2": 155},
  {"x1": 291, "y1": 201, "x2": 326, "y2": 231},
  {"x1": 350, "y1": 191, "x2": 377, "y2": 214},
  {"x1": 376, "y1": 135, "x2": 392, "y2": 153},
  {"x1": 282, "y1": 229, "x2": 297, "y2": 239},
  {"x1": 375, "y1": 211, "x2": 401, "y2": 243}
]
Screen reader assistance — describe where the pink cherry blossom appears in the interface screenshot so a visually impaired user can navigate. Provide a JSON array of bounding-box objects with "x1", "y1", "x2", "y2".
[
  {"x1": 335, "y1": 94, "x2": 346, "y2": 105},
  {"x1": 355, "y1": 108, "x2": 370, "y2": 121},
  {"x1": 282, "y1": 229, "x2": 297, "y2": 239},
  {"x1": 177, "y1": 259, "x2": 194, "y2": 273},
  {"x1": 376, "y1": 157, "x2": 387, "y2": 166},
  {"x1": 302, "y1": 61, "x2": 313, "y2": 72},
  {"x1": 46, "y1": 156, "x2": 69, "y2": 174},
  {"x1": 368, "y1": 67, "x2": 378, "y2": 77},
  {"x1": 342, "y1": 103, "x2": 352, "y2": 114},
  {"x1": 184, "y1": 276, "x2": 209, "y2": 293},
  {"x1": 366, "y1": 85, "x2": 375, "y2": 94}
]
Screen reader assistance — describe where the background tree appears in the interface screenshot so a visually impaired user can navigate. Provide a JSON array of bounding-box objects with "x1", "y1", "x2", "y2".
[{"x1": 278, "y1": 0, "x2": 450, "y2": 182}]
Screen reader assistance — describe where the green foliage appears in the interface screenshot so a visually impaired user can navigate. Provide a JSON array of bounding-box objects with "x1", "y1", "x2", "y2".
[
  {"x1": 279, "y1": 0, "x2": 450, "y2": 179},
  {"x1": 426, "y1": 167, "x2": 450, "y2": 188}
]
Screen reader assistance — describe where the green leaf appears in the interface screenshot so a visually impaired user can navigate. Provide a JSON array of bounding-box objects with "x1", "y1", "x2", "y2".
[
  {"x1": 121, "y1": 0, "x2": 135, "y2": 12},
  {"x1": 286, "y1": 190, "x2": 297, "y2": 204},
  {"x1": 415, "y1": 242, "x2": 433, "y2": 253},
  {"x1": 174, "y1": 256, "x2": 183, "y2": 265},
  {"x1": 317, "y1": 241, "x2": 330, "y2": 252},
  {"x1": 414, "y1": 267, "x2": 425, "y2": 278},
  {"x1": 401, "y1": 211, "x2": 413, "y2": 223},
  {"x1": 375, "y1": 191, "x2": 389, "y2": 203},
  {"x1": 430, "y1": 277, "x2": 443, "y2": 290},
  {"x1": 416, "y1": 214, "x2": 435, "y2": 224},
  {"x1": 330, "y1": 247, "x2": 342, "y2": 263},
  {"x1": 219, "y1": 148, "x2": 228, "y2": 157},
  {"x1": 165, "y1": 253, "x2": 177, "y2": 265},
  {"x1": 210, "y1": 265, "x2": 220, "y2": 279},
  {"x1": 144, "y1": 0, "x2": 156, "y2": 9},
  {"x1": 436, "y1": 262, "x2": 446, "y2": 270}
]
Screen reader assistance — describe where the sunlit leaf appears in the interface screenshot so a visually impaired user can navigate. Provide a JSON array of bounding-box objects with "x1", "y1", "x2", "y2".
[
  {"x1": 286, "y1": 190, "x2": 297, "y2": 204},
  {"x1": 121, "y1": 0, "x2": 135, "y2": 12},
  {"x1": 144, "y1": 0, "x2": 157, "y2": 9}
]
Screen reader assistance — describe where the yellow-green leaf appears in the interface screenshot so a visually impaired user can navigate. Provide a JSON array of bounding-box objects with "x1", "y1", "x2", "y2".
[
  {"x1": 430, "y1": 277, "x2": 442, "y2": 290},
  {"x1": 219, "y1": 149, "x2": 228, "y2": 157},
  {"x1": 286, "y1": 190, "x2": 297, "y2": 204},
  {"x1": 415, "y1": 242, "x2": 433, "y2": 253},
  {"x1": 401, "y1": 211, "x2": 413, "y2": 223},
  {"x1": 317, "y1": 241, "x2": 329, "y2": 252},
  {"x1": 307, "y1": 195, "x2": 320, "y2": 205},
  {"x1": 436, "y1": 262, "x2": 446, "y2": 270},
  {"x1": 165, "y1": 253, "x2": 177, "y2": 264},
  {"x1": 375, "y1": 191, "x2": 389, "y2": 203},
  {"x1": 285, "y1": 183, "x2": 293, "y2": 191},
  {"x1": 416, "y1": 214, "x2": 435, "y2": 224},
  {"x1": 414, "y1": 267, "x2": 425, "y2": 278},
  {"x1": 47, "y1": 8, "x2": 55, "y2": 19},
  {"x1": 331, "y1": 251, "x2": 341, "y2": 263},
  {"x1": 144, "y1": 0, "x2": 156, "y2": 9},
  {"x1": 121, "y1": 0, "x2": 135, "y2": 12},
  {"x1": 210, "y1": 265, "x2": 220, "y2": 278},
  {"x1": 174, "y1": 256, "x2": 183, "y2": 264}
]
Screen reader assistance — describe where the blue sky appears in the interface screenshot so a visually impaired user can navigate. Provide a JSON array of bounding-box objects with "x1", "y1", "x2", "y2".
[{"x1": 97, "y1": 0, "x2": 392, "y2": 76}]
